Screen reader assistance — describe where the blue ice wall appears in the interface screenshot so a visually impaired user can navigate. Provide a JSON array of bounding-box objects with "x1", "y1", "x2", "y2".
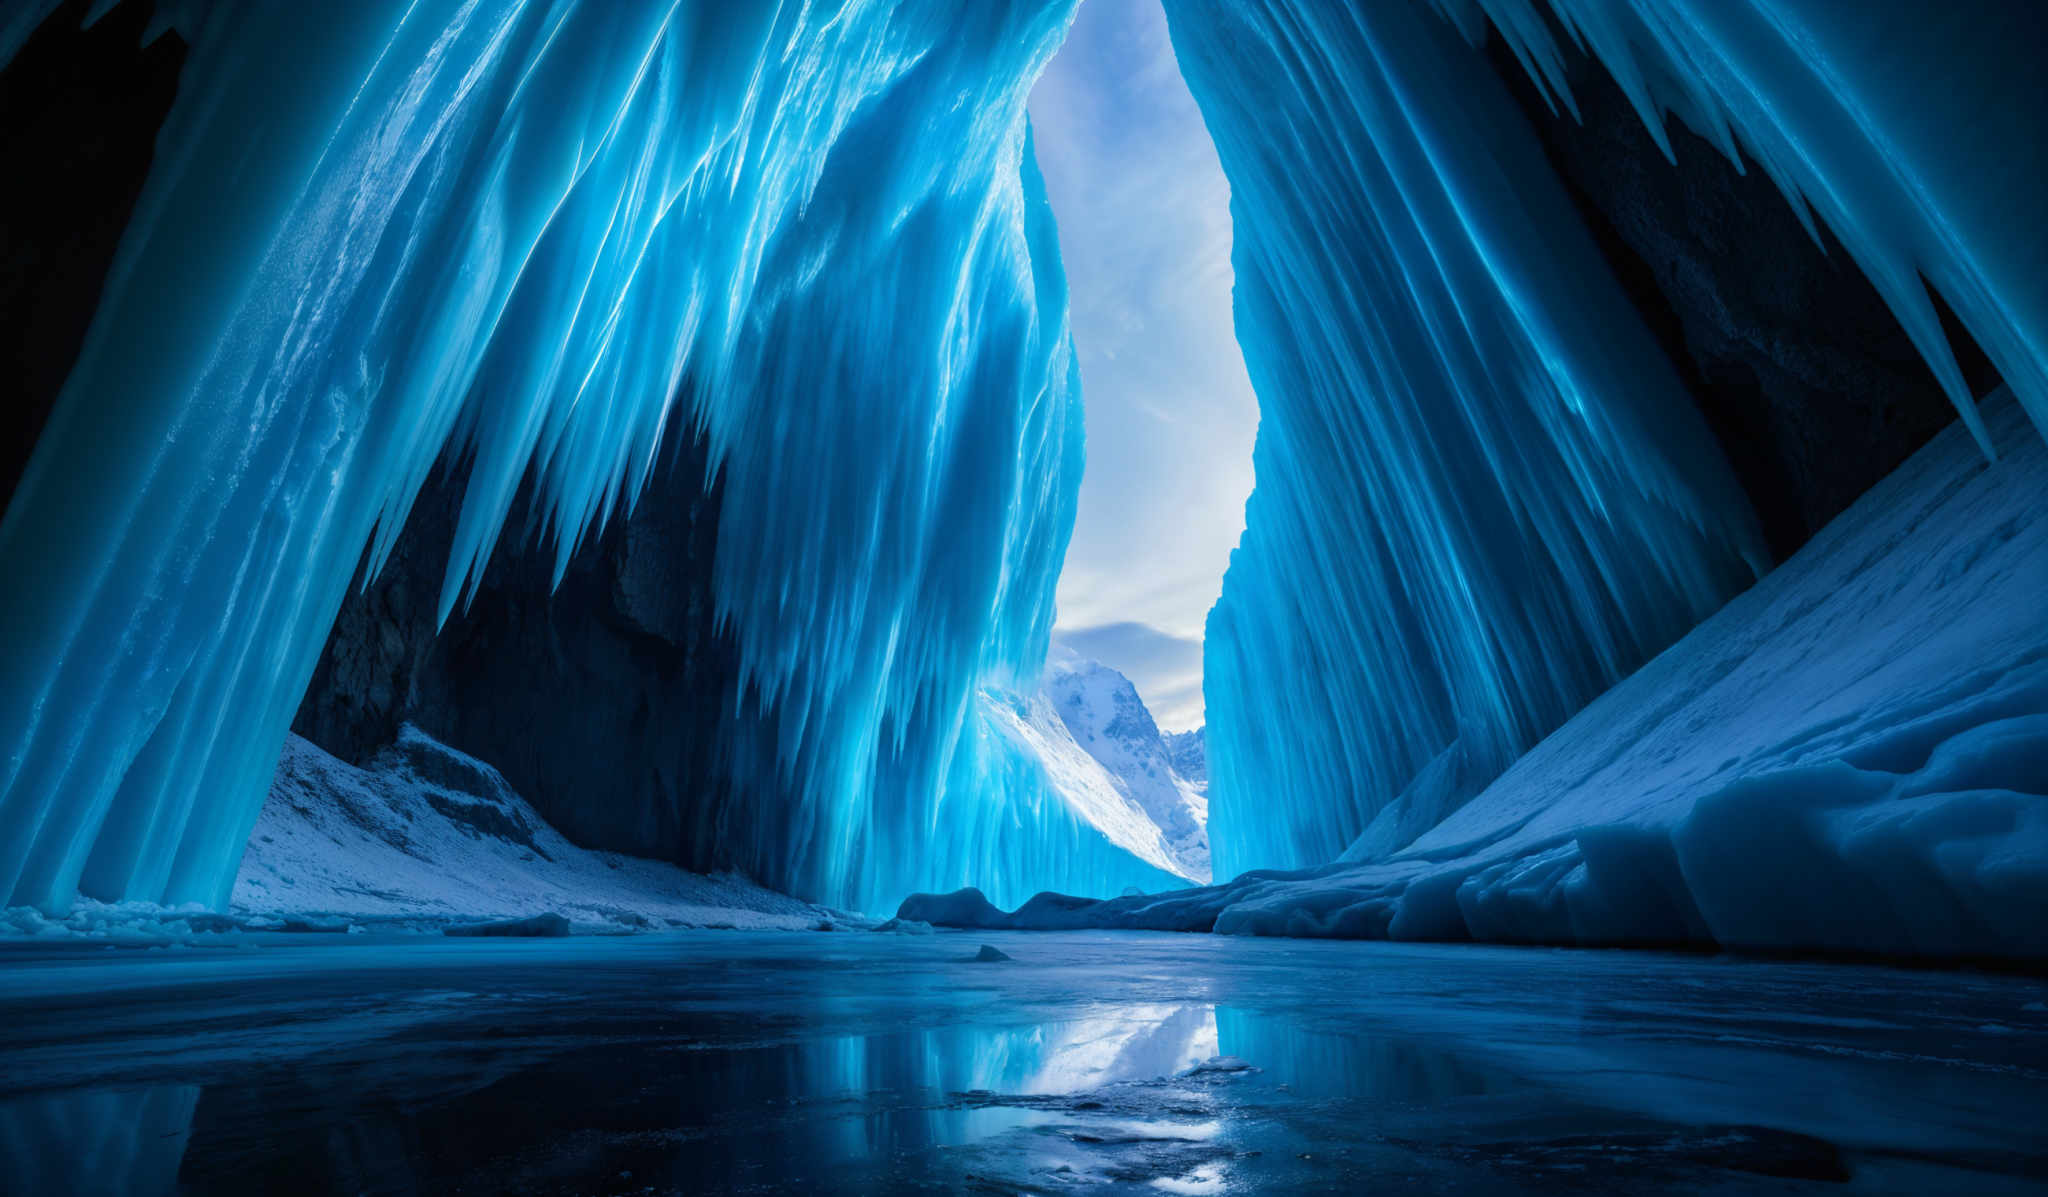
[
  {"x1": 0, "y1": 0, "x2": 1098, "y2": 914},
  {"x1": 1167, "y1": 0, "x2": 1771, "y2": 878}
]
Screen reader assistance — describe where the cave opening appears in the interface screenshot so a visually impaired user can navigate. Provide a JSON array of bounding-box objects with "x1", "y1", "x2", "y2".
[{"x1": 0, "y1": 2, "x2": 2043, "y2": 1190}]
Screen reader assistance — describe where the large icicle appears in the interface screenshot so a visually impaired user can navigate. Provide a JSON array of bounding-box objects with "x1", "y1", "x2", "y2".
[
  {"x1": 0, "y1": 0, "x2": 1094, "y2": 914},
  {"x1": 1431, "y1": 0, "x2": 2048, "y2": 453},
  {"x1": 1167, "y1": 0, "x2": 1769, "y2": 878}
]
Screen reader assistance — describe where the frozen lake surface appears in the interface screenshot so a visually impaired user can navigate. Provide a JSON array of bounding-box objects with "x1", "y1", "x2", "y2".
[{"x1": 0, "y1": 931, "x2": 2043, "y2": 1194}]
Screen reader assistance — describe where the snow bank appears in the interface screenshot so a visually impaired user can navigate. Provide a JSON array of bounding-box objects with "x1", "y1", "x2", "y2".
[
  {"x1": 229, "y1": 727, "x2": 843, "y2": 933},
  {"x1": 908, "y1": 394, "x2": 2048, "y2": 963}
]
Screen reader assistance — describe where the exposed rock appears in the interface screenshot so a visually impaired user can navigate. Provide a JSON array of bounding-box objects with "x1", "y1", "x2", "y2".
[
  {"x1": 294, "y1": 429, "x2": 769, "y2": 876},
  {"x1": 0, "y1": 0, "x2": 185, "y2": 514},
  {"x1": 1481, "y1": 30, "x2": 2000, "y2": 559},
  {"x1": 895, "y1": 887, "x2": 1007, "y2": 930}
]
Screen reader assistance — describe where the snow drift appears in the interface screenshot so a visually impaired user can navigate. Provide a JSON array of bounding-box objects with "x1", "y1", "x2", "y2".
[{"x1": 235, "y1": 728, "x2": 842, "y2": 932}]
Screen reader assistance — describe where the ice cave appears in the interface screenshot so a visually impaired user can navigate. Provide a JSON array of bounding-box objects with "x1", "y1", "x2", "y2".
[{"x1": 0, "y1": 0, "x2": 2043, "y2": 1191}]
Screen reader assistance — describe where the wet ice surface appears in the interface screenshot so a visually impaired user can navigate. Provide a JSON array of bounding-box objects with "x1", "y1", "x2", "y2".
[{"x1": 0, "y1": 932, "x2": 2043, "y2": 1194}]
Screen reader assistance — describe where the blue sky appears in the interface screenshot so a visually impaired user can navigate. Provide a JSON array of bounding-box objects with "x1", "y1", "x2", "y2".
[{"x1": 1029, "y1": 0, "x2": 1258, "y2": 732}]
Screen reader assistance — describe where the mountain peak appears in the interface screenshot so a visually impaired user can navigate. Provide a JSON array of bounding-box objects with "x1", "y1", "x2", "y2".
[{"x1": 1042, "y1": 657, "x2": 1209, "y2": 880}]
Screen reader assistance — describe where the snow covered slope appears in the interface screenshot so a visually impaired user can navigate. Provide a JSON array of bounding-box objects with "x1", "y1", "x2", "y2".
[
  {"x1": 975, "y1": 690, "x2": 1201, "y2": 892},
  {"x1": 904, "y1": 393, "x2": 2048, "y2": 963},
  {"x1": 1164, "y1": 729, "x2": 1207, "y2": 789},
  {"x1": 232, "y1": 728, "x2": 840, "y2": 932},
  {"x1": 1044, "y1": 658, "x2": 1209, "y2": 880}
]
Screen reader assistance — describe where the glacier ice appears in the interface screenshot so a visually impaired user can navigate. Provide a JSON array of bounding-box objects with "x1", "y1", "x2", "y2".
[
  {"x1": 919, "y1": 654, "x2": 1215, "y2": 907},
  {"x1": 1166, "y1": 0, "x2": 1770, "y2": 877},
  {"x1": 901, "y1": 393, "x2": 2048, "y2": 963},
  {"x1": 0, "y1": 0, "x2": 1096, "y2": 915}
]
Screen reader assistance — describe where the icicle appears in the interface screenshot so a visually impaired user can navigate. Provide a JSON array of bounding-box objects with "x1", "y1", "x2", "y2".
[{"x1": 1165, "y1": 0, "x2": 1767, "y2": 876}]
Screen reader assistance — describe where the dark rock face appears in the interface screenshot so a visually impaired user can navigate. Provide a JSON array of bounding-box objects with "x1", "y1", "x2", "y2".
[
  {"x1": 294, "y1": 434, "x2": 763, "y2": 871},
  {"x1": 0, "y1": 0, "x2": 185, "y2": 514},
  {"x1": 1482, "y1": 33, "x2": 2001, "y2": 561}
]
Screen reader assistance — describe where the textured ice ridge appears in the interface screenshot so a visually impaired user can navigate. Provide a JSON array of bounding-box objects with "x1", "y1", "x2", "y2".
[{"x1": 1169, "y1": 0, "x2": 1769, "y2": 878}]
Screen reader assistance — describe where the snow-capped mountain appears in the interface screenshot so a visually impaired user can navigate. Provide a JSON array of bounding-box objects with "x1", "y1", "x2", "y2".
[
  {"x1": 1042, "y1": 656, "x2": 1210, "y2": 882},
  {"x1": 1164, "y1": 729, "x2": 1207, "y2": 789}
]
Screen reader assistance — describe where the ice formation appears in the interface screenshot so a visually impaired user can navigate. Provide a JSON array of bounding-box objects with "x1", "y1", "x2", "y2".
[
  {"x1": 916, "y1": 690, "x2": 1197, "y2": 906},
  {"x1": 4, "y1": 0, "x2": 2040, "y2": 935},
  {"x1": 1168, "y1": 0, "x2": 1770, "y2": 877},
  {"x1": 901, "y1": 394, "x2": 2048, "y2": 963},
  {"x1": 0, "y1": 0, "x2": 1090, "y2": 915}
]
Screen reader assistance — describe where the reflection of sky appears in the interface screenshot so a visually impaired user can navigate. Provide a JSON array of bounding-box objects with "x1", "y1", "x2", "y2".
[{"x1": 1030, "y1": 0, "x2": 1258, "y2": 732}]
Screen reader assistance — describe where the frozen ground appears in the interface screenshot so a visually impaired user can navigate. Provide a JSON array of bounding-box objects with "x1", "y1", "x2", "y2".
[
  {"x1": 0, "y1": 931, "x2": 2041, "y2": 1193},
  {"x1": 2, "y1": 728, "x2": 845, "y2": 940},
  {"x1": 908, "y1": 393, "x2": 2048, "y2": 962}
]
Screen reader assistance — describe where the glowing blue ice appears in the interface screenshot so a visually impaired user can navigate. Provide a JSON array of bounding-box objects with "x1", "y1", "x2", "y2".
[
  {"x1": 1179, "y1": 0, "x2": 2045, "y2": 880},
  {"x1": 1169, "y1": 0, "x2": 1770, "y2": 878},
  {"x1": 0, "y1": 0, "x2": 1106, "y2": 914}
]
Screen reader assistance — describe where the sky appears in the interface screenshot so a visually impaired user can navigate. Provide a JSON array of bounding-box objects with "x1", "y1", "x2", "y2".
[{"x1": 1028, "y1": 0, "x2": 1259, "y2": 732}]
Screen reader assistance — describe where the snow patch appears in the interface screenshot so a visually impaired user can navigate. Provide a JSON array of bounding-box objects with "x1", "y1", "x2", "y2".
[{"x1": 229, "y1": 727, "x2": 847, "y2": 933}]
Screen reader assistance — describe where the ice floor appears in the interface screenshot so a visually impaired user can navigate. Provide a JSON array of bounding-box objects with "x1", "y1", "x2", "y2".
[{"x1": 0, "y1": 932, "x2": 2042, "y2": 1194}]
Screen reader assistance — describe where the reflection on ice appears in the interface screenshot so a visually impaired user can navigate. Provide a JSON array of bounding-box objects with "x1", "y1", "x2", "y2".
[
  {"x1": 1216, "y1": 1005, "x2": 1507, "y2": 1102},
  {"x1": 1008, "y1": 1003, "x2": 1219, "y2": 1095},
  {"x1": 1, "y1": 933, "x2": 2041, "y2": 1193},
  {"x1": 0, "y1": 1086, "x2": 197, "y2": 1197}
]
